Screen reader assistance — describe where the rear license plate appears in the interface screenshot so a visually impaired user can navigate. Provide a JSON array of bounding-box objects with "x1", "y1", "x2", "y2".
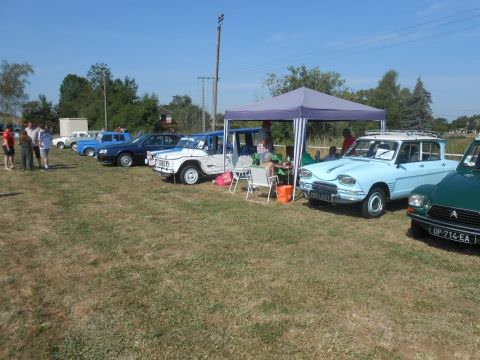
[{"x1": 429, "y1": 226, "x2": 476, "y2": 244}]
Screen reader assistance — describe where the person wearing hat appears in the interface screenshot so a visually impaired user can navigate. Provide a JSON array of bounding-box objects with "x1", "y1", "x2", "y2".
[{"x1": 257, "y1": 120, "x2": 274, "y2": 160}]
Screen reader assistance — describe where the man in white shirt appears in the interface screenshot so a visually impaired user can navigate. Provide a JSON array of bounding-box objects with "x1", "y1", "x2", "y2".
[{"x1": 25, "y1": 121, "x2": 41, "y2": 168}]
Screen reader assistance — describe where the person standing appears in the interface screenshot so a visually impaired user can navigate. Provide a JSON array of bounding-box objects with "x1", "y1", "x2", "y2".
[
  {"x1": 19, "y1": 130, "x2": 33, "y2": 170},
  {"x1": 38, "y1": 124, "x2": 52, "y2": 170},
  {"x1": 25, "y1": 121, "x2": 41, "y2": 168},
  {"x1": 257, "y1": 120, "x2": 273, "y2": 160},
  {"x1": 2, "y1": 124, "x2": 15, "y2": 170},
  {"x1": 341, "y1": 128, "x2": 356, "y2": 155}
]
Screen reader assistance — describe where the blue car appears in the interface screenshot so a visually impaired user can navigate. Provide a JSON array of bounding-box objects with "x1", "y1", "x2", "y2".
[
  {"x1": 299, "y1": 131, "x2": 458, "y2": 218},
  {"x1": 76, "y1": 131, "x2": 132, "y2": 157},
  {"x1": 96, "y1": 133, "x2": 182, "y2": 167}
]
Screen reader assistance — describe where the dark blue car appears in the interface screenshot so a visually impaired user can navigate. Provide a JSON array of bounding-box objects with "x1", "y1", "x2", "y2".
[{"x1": 96, "y1": 133, "x2": 181, "y2": 167}]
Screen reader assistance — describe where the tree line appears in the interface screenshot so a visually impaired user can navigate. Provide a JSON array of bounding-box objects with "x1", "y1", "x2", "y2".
[{"x1": 0, "y1": 60, "x2": 477, "y2": 137}]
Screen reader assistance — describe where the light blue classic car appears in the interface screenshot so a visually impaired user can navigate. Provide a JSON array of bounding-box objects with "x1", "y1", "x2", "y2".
[{"x1": 299, "y1": 131, "x2": 459, "y2": 218}]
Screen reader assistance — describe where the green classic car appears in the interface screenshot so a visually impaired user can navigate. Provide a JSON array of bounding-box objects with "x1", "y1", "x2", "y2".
[{"x1": 407, "y1": 135, "x2": 480, "y2": 244}]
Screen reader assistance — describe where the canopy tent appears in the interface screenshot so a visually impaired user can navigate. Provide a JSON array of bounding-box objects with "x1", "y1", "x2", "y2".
[{"x1": 223, "y1": 86, "x2": 387, "y2": 200}]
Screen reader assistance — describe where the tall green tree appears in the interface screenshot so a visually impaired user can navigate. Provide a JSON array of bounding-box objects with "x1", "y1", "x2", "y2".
[
  {"x1": 0, "y1": 61, "x2": 34, "y2": 122},
  {"x1": 402, "y1": 77, "x2": 433, "y2": 130},
  {"x1": 263, "y1": 65, "x2": 347, "y2": 143},
  {"x1": 368, "y1": 70, "x2": 408, "y2": 129},
  {"x1": 22, "y1": 94, "x2": 58, "y2": 130},
  {"x1": 58, "y1": 74, "x2": 92, "y2": 117},
  {"x1": 164, "y1": 95, "x2": 204, "y2": 132}
]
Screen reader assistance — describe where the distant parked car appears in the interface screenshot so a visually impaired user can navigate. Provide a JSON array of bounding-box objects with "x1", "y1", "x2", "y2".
[
  {"x1": 52, "y1": 131, "x2": 100, "y2": 150},
  {"x1": 408, "y1": 135, "x2": 480, "y2": 244},
  {"x1": 96, "y1": 133, "x2": 182, "y2": 167},
  {"x1": 299, "y1": 131, "x2": 459, "y2": 218},
  {"x1": 76, "y1": 131, "x2": 132, "y2": 157},
  {"x1": 152, "y1": 128, "x2": 260, "y2": 184}
]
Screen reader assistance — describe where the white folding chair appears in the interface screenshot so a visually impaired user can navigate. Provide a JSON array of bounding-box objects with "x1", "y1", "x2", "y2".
[
  {"x1": 229, "y1": 167, "x2": 251, "y2": 193},
  {"x1": 246, "y1": 166, "x2": 278, "y2": 204}
]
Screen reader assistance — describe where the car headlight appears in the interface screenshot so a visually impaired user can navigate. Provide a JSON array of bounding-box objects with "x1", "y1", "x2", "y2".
[
  {"x1": 299, "y1": 168, "x2": 312, "y2": 178},
  {"x1": 98, "y1": 149, "x2": 107, "y2": 154},
  {"x1": 408, "y1": 194, "x2": 424, "y2": 207},
  {"x1": 338, "y1": 175, "x2": 356, "y2": 186}
]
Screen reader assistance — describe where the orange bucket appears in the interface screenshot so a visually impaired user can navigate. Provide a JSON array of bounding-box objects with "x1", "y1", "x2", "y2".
[{"x1": 277, "y1": 185, "x2": 293, "y2": 203}]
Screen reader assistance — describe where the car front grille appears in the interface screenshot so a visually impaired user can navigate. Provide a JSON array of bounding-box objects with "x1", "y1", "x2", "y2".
[
  {"x1": 155, "y1": 159, "x2": 168, "y2": 168},
  {"x1": 311, "y1": 182, "x2": 338, "y2": 195},
  {"x1": 428, "y1": 205, "x2": 480, "y2": 227}
]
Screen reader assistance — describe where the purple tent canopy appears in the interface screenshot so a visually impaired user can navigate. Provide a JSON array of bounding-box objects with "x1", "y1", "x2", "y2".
[
  {"x1": 225, "y1": 86, "x2": 386, "y2": 121},
  {"x1": 223, "y1": 87, "x2": 386, "y2": 200}
]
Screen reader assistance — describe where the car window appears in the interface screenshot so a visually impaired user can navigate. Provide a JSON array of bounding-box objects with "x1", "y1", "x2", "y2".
[
  {"x1": 397, "y1": 143, "x2": 420, "y2": 164},
  {"x1": 346, "y1": 140, "x2": 398, "y2": 160},
  {"x1": 114, "y1": 134, "x2": 125, "y2": 141},
  {"x1": 103, "y1": 134, "x2": 113, "y2": 141},
  {"x1": 421, "y1": 142, "x2": 440, "y2": 161},
  {"x1": 164, "y1": 136, "x2": 175, "y2": 145},
  {"x1": 462, "y1": 143, "x2": 480, "y2": 168},
  {"x1": 144, "y1": 135, "x2": 164, "y2": 146}
]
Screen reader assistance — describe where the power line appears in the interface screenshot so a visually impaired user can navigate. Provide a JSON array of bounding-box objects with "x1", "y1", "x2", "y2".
[{"x1": 224, "y1": 7, "x2": 480, "y2": 77}]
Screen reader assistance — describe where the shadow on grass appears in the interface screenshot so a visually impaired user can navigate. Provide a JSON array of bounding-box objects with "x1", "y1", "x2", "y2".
[
  {"x1": 48, "y1": 164, "x2": 80, "y2": 170},
  {"x1": 406, "y1": 229, "x2": 480, "y2": 256},
  {"x1": 0, "y1": 192, "x2": 22, "y2": 197},
  {"x1": 302, "y1": 198, "x2": 408, "y2": 218}
]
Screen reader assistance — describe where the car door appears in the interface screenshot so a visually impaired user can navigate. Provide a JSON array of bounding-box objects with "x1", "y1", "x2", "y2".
[
  {"x1": 205, "y1": 135, "x2": 225, "y2": 174},
  {"x1": 420, "y1": 141, "x2": 449, "y2": 184},
  {"x1": 393, "y1": 142, "x2": 425, "y2": 198}
]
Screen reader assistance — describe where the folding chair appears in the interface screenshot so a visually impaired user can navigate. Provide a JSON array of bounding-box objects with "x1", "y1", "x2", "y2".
[
  {"x1": 246, "y1": 166, "x2": 278, "y2": 204},
  {"x1": 229, "y1": 167, "x2": 251, "y2": 193}
]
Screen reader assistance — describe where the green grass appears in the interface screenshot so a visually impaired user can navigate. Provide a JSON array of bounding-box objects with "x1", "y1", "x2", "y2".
[{"x1": 1, "y1": 148, "x2": 480, "y2": 359}]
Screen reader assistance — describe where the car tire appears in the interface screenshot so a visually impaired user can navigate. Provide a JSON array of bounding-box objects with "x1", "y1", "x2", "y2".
[
  {"x1": 180, "y1": 165, "x2": 200, "y2": 185},
  {"x1": 410, "y1": 220, "x2": 427, "y2": 238},
  {"x1": 84, "y1": 148, "x2": 95, "y2": 157},
  {"x1": 57, "y1": 142, "x2": 65, "y2": 149},
  {"x1": 71, "y1": 143, "x2": 77, "y2": 152},
  {"x1": 118, "y1": 153, "x2": 133, "y2": 167},
  {"x1": 361, "y1": 187, "x2": 386, "y2": 218}
]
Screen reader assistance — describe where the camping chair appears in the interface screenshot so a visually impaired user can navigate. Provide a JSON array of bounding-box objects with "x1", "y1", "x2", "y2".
[
  {"x1": 246, "y1": 166, "x2": 279, "y2": 204},
  {"x1": 229, "y1": 167, "x2": 251, "y2": 193}
]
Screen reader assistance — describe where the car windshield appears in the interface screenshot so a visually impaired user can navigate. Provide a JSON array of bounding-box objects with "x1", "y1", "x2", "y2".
[
  {"x1": 345, "y1": 140, "x2": 398, "y2": 160},
  {"x1": 461, "y1": 142, "x2": 480, "y2": 170},
  {"x1": 177, "y1": 135, "x2": 208, "y2": 150},
  {"x1": 131, "y1": 134, "x2": 148, "y2": 144}
]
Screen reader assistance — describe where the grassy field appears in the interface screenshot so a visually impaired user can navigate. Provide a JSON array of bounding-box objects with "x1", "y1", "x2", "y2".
[{"x1": 1, "y1": 148, "x2": 480, "y2": 359}]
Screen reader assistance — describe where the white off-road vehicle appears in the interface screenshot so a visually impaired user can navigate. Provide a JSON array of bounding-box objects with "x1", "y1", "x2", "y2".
[{"x1": 152, "y1": 128, "x2": 260, "y2": 184}]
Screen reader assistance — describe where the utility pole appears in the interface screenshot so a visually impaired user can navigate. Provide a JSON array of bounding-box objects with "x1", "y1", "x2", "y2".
[
  {"x1": 103, "y1": 76, "x2": 108, "y2": 130},
  {"x1": 211, "y1": 13, "x2": 224, "y2": 131},
  {"x1": 198, "y1": 76, "x2": 214, "y2": 132}
]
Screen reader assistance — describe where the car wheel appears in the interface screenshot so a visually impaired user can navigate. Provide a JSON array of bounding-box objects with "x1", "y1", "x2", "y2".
[
  {"x1": 57, "y1": 142, "x2": 65, "y2": 149},
  {"x1": 71, "y1": 143, "x2": 77, "y2": 152},
  {"x1": 180, "y1": 165, "x2": 200, "y2": 185},
  {"x1": 85, "y1": 148, "x2": 95, "y2": 157},
  {"x1": 118, "y1": 153, "x2": 133, "y2": 167},
  {"x1": 410, "y1": 220, "x2": 427, "y2": 238},
  {"x1": 361, "y1": 187, "x2": 386, "y2": 218}
]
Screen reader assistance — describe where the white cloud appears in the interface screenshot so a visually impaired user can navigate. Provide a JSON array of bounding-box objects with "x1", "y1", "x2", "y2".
[{"x1": 417, "y1": 2, "x2": 449, "y2": 16}]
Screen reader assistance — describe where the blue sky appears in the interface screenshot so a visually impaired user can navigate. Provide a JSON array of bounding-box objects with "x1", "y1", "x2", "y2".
[{"x1": 3, "y1": 0, "x2": 480, "y2": 120}]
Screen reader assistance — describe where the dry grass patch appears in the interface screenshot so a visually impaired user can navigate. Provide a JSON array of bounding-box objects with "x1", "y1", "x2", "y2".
[{"x1": 1, "y1": 148, "x2": 480, "y2": 359}]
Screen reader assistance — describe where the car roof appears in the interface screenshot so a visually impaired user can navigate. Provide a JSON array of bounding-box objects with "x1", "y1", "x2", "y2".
[
  {"x1": 361, "y1": 131, "x2": 443, "y2": 141},
  {"x1": 186, "y1": 127, "x2": 260, "y2": 137}
]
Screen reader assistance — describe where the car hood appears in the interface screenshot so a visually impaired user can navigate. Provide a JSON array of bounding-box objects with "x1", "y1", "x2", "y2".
[
  {"x1": 156, "y1": 148, "x2": 205, "y2": 160},
  {"x1": 429, "y1": 171, "x2": 480, "y2": 210},
  {"x1": 302, "y1": 158, "x2": 390, "y2": 181},
  {"x1": 151, "y1": 147, "x2": 183, "y2": 157}
]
